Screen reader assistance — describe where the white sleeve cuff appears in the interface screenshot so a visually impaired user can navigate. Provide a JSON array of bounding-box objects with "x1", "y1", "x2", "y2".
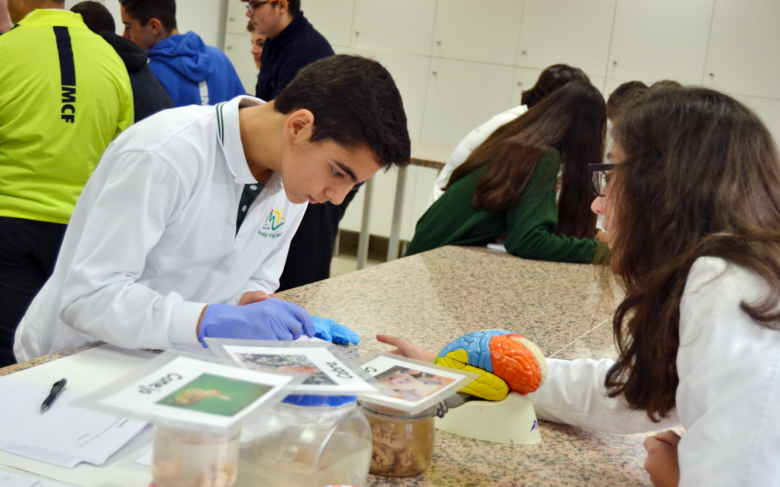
[{"x1": 168, "y1": 301, "x2": 208, "y2": 345}]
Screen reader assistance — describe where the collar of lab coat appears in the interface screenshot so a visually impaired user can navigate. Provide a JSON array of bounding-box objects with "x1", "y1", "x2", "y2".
[{"x1": 219, "y1": 95, "x2": 268, "y2": 186}]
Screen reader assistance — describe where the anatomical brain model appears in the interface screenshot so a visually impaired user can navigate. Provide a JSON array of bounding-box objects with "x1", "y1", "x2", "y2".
[{"x1": 435, "y1": 330, "x2": 547, "y2": 401}]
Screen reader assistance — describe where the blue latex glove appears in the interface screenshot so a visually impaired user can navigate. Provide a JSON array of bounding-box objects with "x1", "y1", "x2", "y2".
[
  {"x1": 198, "y1": 298, "x2": 314, "y2": 346},
  {"x1": 311, "y1": 316, "x2": 360, "y2": 345}
]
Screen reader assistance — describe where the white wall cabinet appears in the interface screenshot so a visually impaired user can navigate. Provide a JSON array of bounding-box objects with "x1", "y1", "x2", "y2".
[
  {"x1": 403, "y1": 166, "x2": 441, "y2": 238},
  {"x1": 517, "y1": 0, "x2": 616, "y2": 77},
  {"x1": 303, "y1": 0, "x2": 356, "y2": 48},
  {"x1": 607, "y1": 0, "x2": 714, "y2": 85},
  {"x1": 732, "y1": 94, "x2": 780, "y2": 148},
  {"x1": 223, "y1": 33, "x2": 257, "y2": 96},
  {"x1": 422, "y1": 57, "x2": 515, "y2": 144},
  {"x1": 431, "y1": 0, "x2": 524, "y2": 66},
  {"x1": 213, "y1": 0, "x2": 780, "y2": 243},
  {"x1": 338, "y1": 165, "x2": 442, "y2": 242},
  {"x1": 354, "y1": 49, "x2": 431, "y2": 142},
  {"x1": 353, "y1": 0, "x2": 437, "y2": 56},
  {"x1": 703, "y1": 0, "x2": 780, "y2": 100},
  {"x1": 225, "y1": 0, "x2": 250, "y2": 36}
]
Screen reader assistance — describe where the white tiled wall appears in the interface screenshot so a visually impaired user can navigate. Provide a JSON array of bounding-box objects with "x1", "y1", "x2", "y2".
[{"x1": 78, "y1": 0, "x2": 776, "y2": 241}]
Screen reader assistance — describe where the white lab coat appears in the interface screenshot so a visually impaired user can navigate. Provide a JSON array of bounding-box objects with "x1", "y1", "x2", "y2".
[
  {"x1": 528, "y1": 257, "x2": 780, "y2": 486},
  {"x1": 426, "y1": 105, "x2": 528, "y2": 209},
  {"x1": 14, "y1": 96, "x2": 307, "y2": 361}
]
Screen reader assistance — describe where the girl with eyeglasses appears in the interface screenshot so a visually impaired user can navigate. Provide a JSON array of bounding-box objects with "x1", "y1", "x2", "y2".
[
  {"x1": 382, "y1": 86, "x2": 780, "y2": 486},
  {"x1": 406, "y1": 82, "x2": 609, "y2": 263}
]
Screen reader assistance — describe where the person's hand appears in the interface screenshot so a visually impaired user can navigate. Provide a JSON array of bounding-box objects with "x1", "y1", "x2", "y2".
[
  {"x1": 595, "y1": 229, "x2": 610, "y2": 243},
  {"x1": 376, "y1": 335, "x2": 437, "y2": 363},
  {"x1": 197, "y1": 298, "x2": 314, "y2": 346},
  {"x1": 237, "y1": 290, "x2": 283, "y2": 306},
  {"x1": 643, "y1": 430, "x2": 681, "y2": 487}
]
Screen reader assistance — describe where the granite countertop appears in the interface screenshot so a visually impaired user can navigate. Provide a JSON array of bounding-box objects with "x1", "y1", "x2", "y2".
[
  {"x1": 1, "y1": 246, "x2": 651, "y2": 486},
  {"x1": 283, "y1": 246, "x2": 647, "y2": 487}
]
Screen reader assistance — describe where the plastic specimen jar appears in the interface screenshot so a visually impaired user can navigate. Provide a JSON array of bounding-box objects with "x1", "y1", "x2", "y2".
[
  {"x1": 152, "y1": 423, "x2": 239, "y2": 487},
  {"x1": 236, "y1": 395, "x2": 372, "y2": 487},
  {"x1": 360, "y1": 402, "x2": 443, "y2": 477}
]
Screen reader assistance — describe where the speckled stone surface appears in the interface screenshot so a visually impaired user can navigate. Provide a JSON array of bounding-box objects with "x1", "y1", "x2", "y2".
[
  {"x1": 283, "y1": 246, "x2": 651, "y2": 487},
  {"x1": 0, "y1": 246, "x2": 654, "y2": 486}
]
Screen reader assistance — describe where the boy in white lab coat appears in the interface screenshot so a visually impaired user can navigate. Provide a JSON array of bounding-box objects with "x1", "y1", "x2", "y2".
[{"x1": 14, "y1": 55, "x2": 411, "y2": 362}]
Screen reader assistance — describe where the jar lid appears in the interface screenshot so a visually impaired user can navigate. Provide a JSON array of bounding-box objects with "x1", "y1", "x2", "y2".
[
  {"x1": 282, "y1": 394, "x2": 358, "y2": 407},
  {"x1": 358, "y1": 400, "x2": 448, "y2": 419}
]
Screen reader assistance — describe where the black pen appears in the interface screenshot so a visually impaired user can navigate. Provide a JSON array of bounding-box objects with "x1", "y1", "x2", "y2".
[{"x1": 40, "y1": 378, "x2": 67, "y2": 413}]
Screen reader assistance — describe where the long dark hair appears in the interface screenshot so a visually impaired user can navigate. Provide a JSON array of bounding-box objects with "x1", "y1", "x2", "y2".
[
  {"x1": 604, "y1": 87, "x2": 780, "y2": 420},
  {"x1": 447, "y1": 82, "x2": 606, "y2": 239},
  {"x1": 521, "y1": 64, "x2": 590, "y2": 108}
]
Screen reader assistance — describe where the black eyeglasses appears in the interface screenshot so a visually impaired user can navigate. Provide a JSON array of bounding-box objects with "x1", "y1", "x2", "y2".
[
  {"x1": 246, "y1": 0, "x2": 278, "y2": 15},
  {"x1": 588, "y1": 163, "x2": 615, "y2": 197}
]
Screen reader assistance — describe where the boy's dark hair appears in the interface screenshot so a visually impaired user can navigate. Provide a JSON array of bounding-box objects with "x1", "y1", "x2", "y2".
[
  {"x1": 119, "y1": 0, "x2": 177, "y2": 32},
  {"x1": 287, "y1": 0, "x2": 300, "y2": 16},
  {"x1": 521, "y1": 64, "x2": 590, "y2": 108},
  {"x1": 274, "y1": 55, "x2": 411, "y2": 168},
  {"x1": 606, "y1": 81, "x2": 648, "y2": 121},
  {"x1": 71, "y1": 1, "x2": 116, "y2": 33}
]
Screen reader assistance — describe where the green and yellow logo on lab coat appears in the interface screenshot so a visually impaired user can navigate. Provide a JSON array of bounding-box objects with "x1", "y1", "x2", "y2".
[{"x1": 259, "y1": 206, "x2": 286, "y2": 238}]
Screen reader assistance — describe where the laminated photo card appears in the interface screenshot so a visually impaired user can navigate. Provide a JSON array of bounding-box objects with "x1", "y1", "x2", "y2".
[
  {"x1": 207, "y1": 338, "x2": 379, "y2": 396},
  {"x1": 75, "y1": 350, "x2": 301, "y2": 430},
  {"x1": 356, "y1": 353, "x2": 479, "y2": 414}
]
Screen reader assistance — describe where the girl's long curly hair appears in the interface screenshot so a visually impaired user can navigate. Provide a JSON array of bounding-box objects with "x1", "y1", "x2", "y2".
[{"x1": 604, "y1": 86, "x2": 780, "y2": 420}]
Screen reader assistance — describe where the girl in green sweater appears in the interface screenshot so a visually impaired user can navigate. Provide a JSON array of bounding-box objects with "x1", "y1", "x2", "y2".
[{"x1": 406, "y1": 82, "x2": 608, "y2": 263}]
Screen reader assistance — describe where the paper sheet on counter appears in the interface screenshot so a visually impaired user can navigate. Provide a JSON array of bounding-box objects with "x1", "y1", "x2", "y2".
[
  {"x1": 135, "y1": 448, "x2": 152, "y2": 467},
  {"x1": 0, "y1": 468, "x2": 77, "y2": 486},
  {"x1": 0, "y1": 441, "x2": 80, "y2": 468},
  {"x1": 0, "y1": 377, "x2": 148, "y2": 466}
]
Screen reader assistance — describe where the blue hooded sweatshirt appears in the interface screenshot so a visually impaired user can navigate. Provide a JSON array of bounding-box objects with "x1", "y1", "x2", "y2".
[{"x1": 148, "y1": 31, "x2": 245, "y2": 107}]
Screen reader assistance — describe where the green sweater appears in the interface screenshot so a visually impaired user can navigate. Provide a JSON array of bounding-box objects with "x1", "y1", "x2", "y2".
[{"x1": 406, "y1": 149, "x2": 605, "y2": 263}]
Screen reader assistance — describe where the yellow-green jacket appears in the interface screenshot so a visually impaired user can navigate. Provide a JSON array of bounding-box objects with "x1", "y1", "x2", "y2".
[{"x1": 0, "y1": 9, "x2": 133, "y2": 224}]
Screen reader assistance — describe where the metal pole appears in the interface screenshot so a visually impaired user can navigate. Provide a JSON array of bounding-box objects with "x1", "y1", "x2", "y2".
[
  {"x1": 387, "y1": 165, "x2": 408, "y2": 261},
  {"x1": 356, "y1": 178, "x2": 374, "y2": 270}
]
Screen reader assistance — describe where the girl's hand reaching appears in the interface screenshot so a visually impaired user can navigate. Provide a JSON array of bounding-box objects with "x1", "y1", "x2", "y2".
[{"x1": 376, "y1": 335, "x2": 437, "y2": 363}]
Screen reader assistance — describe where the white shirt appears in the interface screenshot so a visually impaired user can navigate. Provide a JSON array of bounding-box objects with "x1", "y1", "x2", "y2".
[
  {"x1": 426, "y1": 105, "x2": 528, "y2": 209},
  {"x1": 528, "y1": 257, "x2": 780, "y2": 486},
  {"x1": 14, "y1": 96, "x2": 307, "y2": 361}
]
